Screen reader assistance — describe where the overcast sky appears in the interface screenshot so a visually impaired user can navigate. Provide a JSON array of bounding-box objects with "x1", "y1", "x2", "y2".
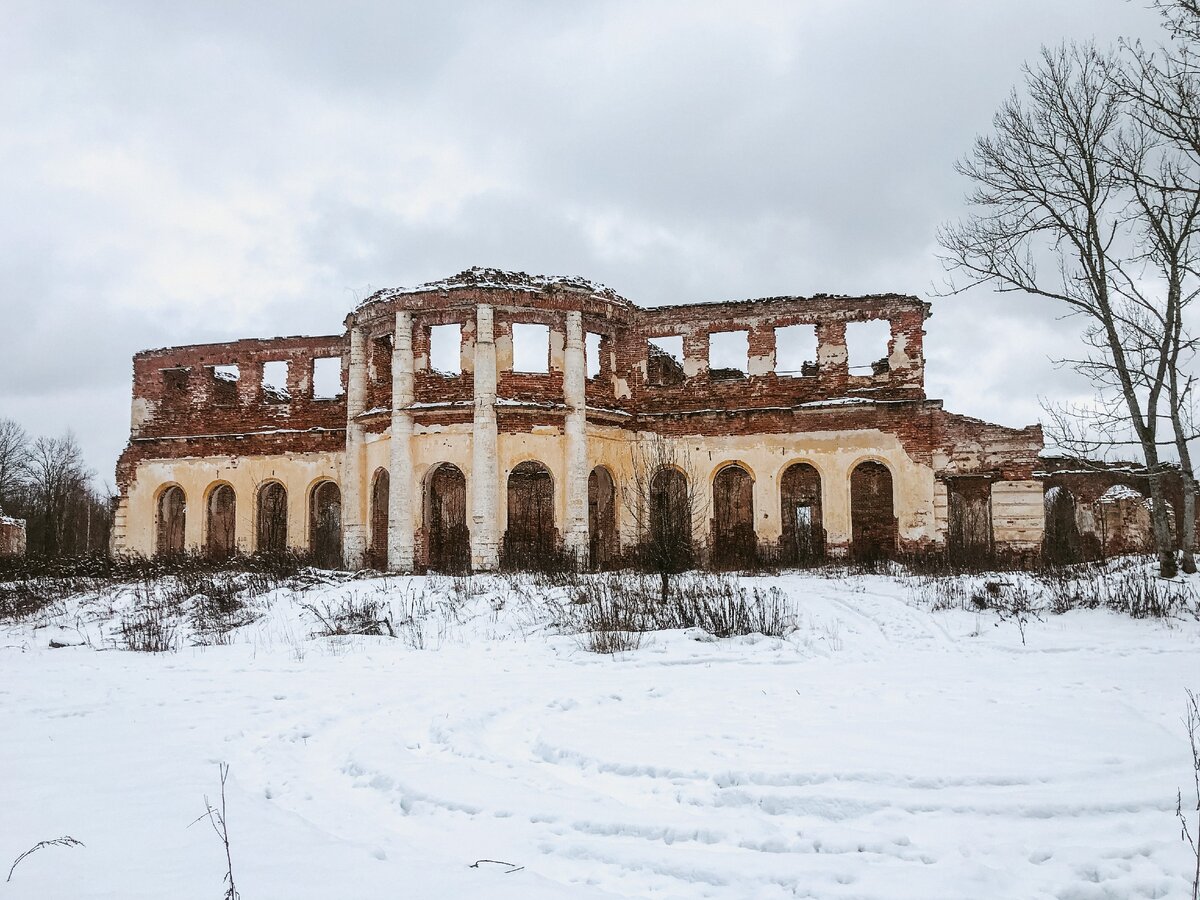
[{"x1": 0, "y1": 0, "x2": 1171, "y2": 483}]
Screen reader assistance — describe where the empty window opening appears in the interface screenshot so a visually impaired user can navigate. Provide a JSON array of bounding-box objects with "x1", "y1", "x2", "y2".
[
  {"x1": 503, "y1": 461, "x2": 556, "y2": 569},
  {"x1": 429, "y1": 324, "x2": 463, "y2": 375},
  {"x1": 156, "y1": 486, "x2": 186, "y2": 556},
  {"x1": 647, "y1": 335, "x2": 685, "y2": 387},
  {"x1": 947, "y1": 477, "x2": 993, "y2": 564},
  {"x1": 708, "y1": 330, "x2": 749, "y2": 379},
  {"x1": 261, "y1": 361, "x2": 290, "y2": 403},
  {"x1": 369, "y1": 469, "x2": 389, "y2": 569},
  {"x1": 1044, "y1": 486, "x2": 1082, "y2": 564},
  {"x1": 512, "y1": 323, "x2": 550, "y2": 374},
  {"x1": 162, "y1": 368, "x2": 190, "y2": 397},
  {"x1": 312, "y1": 357, "x2": 343, "y2": 400},
  {"x1": 781, "y1": 463, "x2": 824, "y2": 564},
  {"x1": 588, "y1": 466, "x2": 617, "y2": 570},
  {"x1": 775, "y1": 324, "x2": 819, "y2": 377},
  {"x1": 426, "y1": 463, "x2": 469, "y2": 573},
  {"x1": 371, "y1": 335, "x2": 393, "y2": 385},
  {"x1": 846, "y1": 320, "x2": 892, "y2": 374},
  {"x1": 850, "y1": 461, "x2": 896, "y2": 560},
  {"x1": 712, "y1": 464, "x2": 755, "y2": 569},
  {"x1": 206, "y1": 484, "x2": 236, "y2": 559},
  {"x1": 586, "y1": 332, "x2": 603, "y2": 379},
  {"x1": 211, "y1": 365, "x2": 239, "y2": 405},
  {"x1": 256, "y1": 482, "x2": 288, "y2": 553}
]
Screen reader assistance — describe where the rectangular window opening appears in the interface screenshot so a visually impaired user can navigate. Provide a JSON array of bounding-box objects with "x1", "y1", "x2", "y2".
[
  {"x1": 647, "y1": 335, "x2": 685, "y2": 387},
  {"x1": 512, "y1": 322, "x2": 550, "y2": 374},
  {"x1": 162, "y1": 367, "x2": 189, "y2": 396},
  {"x1": 261, "y1": 360, "x2": 290, "y2": 403},
  {"x1": 846, "y1": 320, "x2": 892, "y2": 374},
  {"x1": 429, "y1": 323, "x2": 463, "y2": 375},
  {"x1": 586, "y1": 332, "x2": 602, "y2": 379},
  {"x1": 708, "y1": 330, "x2": 749, "y2": 379},
  {"x1": 371, "y1": 335, "x2": 393, "y2": 384},
  {"x1": 312, "y1": 357, "x2": 343, "y2": 400},
  {"x1": 775, "y1": 324, "x2": 819, "y2": 377},
  {"x1": 211, "y1": 364, "x2": 239, "y2": 406}
]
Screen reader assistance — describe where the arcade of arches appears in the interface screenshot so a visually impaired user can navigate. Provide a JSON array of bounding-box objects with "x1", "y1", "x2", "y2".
[{"x1": 115, "y1": 268, "x2": 1055, "y2": 568}]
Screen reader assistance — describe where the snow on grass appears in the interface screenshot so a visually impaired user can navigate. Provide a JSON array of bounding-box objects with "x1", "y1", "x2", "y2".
[{"x1": 1, "y1": 564, "x2": 1198, "y2": 898}]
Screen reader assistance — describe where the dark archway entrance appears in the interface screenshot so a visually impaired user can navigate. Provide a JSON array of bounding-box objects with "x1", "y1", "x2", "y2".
[
  {"x1": 781, "y1": 463, "x2": 824, "y2": 564},
  {"x1": 648, "y1": 466, "x2": 692, "y2": 571},
  {"x1": 588, "y1": 466, "x2": 617, "y2": 570},
  {"x1": 256, "y1": 482, "x2": 288, "y2": 554},
  {"x1": 504, "y1": 461, "x2": 556, "y2": 569},
  {"x1": 369, "y1": 469, "x2": 389, "y2": 569},
  {"x1": 205, "y1": 484, "x2": 236, "y2": 559},
  {"x1": 850, "y1": 461, "x2": 896, "y2": 560},
  {"x1": 157, "y1": 486, "x2": 186, "y2": 556},
  {"x1": 712, "y1": 464, "x2": 755, "y2": 569},
  {"x1": 310, "y1": 481, "x2": 343, "y2": 569},
  {"x1": 426, "y1": 463, "x2": 468, "y2": 572}
]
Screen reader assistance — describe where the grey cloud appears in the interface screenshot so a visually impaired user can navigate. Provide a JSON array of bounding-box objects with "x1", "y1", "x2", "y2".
[{"x1": 0, "y1": 0, "x2": 1176, "y2": 479}]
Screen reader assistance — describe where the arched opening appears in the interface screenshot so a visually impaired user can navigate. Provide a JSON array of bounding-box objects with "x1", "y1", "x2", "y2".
[
  {"x1": 850, "y1": 461, "x2": 896, "y2": 560},
  {"x1": 588, "y1": 466, "x2": 617, "y2": 570},
  {"x1": 256, "y1": 481, "x2": 288, "y2": 554},
  {"x1": 504, "y1": 461, "x2": 556, "y2": 569},
  {"x1": 205, "y1": 484, "x2": 236, "y2": 559},
  {"x1": 310, "y1": 481, "x2": 343, "y2": 569},
  {"x1": 426, "y1": 463, "x2": 468, "y2": 573},
  {"x1": 156, "y1": 485, "x2": 186, "y2": 556},
  {"x1": 712, "y1": 464, "x2": 755, "y2": 569},
  {"x1": 1044, "y1": 486, "x2": 1082, "y2": 564},
  {"x1": 647, "y1": 466, "x2": 692, "y2": 571},
  {"x1": 369, "y1": 469, "x2": 389, "y2": 569},
  {"x1": 947, "y1": 476, "x2": 993, "y2": 564},
  {"x1": 781, "y1": 463, "x2": 824, "y2": 564}
]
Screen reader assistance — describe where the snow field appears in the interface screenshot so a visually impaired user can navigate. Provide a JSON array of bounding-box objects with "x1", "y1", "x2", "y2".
[{"x1": 1, "y1": 568, "x2": 1198, "y2": 898}]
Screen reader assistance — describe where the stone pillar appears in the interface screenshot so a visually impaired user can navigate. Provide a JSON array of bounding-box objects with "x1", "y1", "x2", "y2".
[
  {"x1": 563, "y1": 310, "x2": 589, "y2": 564},
  {"x1": 388, "y1": 311, "x2": 416, "y2": 572},
  {"x1": 342, "y1": 325, "x2": 369, "y2": 568},
  {"x1": 823, "y1": 460, "x2": 852, "y2": 555},
  {"x1": 470, "y1": 304, "x2": 501, "y2": 570}
]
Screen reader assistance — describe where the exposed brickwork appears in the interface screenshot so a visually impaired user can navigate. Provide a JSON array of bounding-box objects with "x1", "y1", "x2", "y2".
[
  {"x1": 115, "y1": 267, "x2": 1051, "y2": 565},
  {"x1": 0, "y1": 511, "x2": 26, "y2": 558},
  {"x1": 1039, "y1": 457, "x2": 1199, "y2": 559}
]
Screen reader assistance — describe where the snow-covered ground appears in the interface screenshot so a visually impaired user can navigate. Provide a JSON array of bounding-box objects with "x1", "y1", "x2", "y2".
[{"x1": 1, "y1": 566, "x2": 1198, "y2": 899}]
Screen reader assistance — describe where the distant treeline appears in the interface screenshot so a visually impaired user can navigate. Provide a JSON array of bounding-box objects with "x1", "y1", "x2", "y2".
[{"x1": 0, "y1": 417, "x2": 113, "y2": 557}]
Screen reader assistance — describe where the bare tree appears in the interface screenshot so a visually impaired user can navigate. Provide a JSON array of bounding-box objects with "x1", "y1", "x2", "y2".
[
  {"x1": 0, "y1": 418, "x2": 29, "y2": 510},
  {"x1": 939, "y1": 43, "x2": 1180, "y2": 577},
  {"x1": 623, "y1": 435, "x2": 709, "y2": 603},
  {"x1": 1119, "y1": 6, "x2": 1200, "y2": 572},
  {"x1": 24, "y1": 432, "x2": 90, "y2": 558}
]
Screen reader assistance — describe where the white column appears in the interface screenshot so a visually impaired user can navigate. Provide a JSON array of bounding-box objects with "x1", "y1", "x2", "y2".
[
  {"x1": 342, "y1": 325, "x2": 369, "y2": 568},
  {"x1": 470, "y1": 304, "x2": 501, "y2": 570},
  {"x1": 388, "y1": 310, "x2": 416, "y2": 572},
  {"x1": 563, "y1": 310, "x2": 589, "y2": 564}
]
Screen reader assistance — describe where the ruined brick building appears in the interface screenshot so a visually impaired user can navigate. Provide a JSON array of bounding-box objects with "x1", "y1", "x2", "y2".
[
  {"x1": 0, "y1": 507, "x2": 26, "y2": 558},
  {"x1": 112, "y1": 267, "x2": 1050, "y2": 570}
]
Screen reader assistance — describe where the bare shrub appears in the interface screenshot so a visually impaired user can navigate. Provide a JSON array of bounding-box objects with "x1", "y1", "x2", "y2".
[
  {"x1": 568, "y1": 572, "x2": 796, "y2": 651},
  {"x1": 6, "y1": 835, "x2": 84, "y2": 883},
  {"x1": 192, "y1": 762, "x2": 238, "y2": 900},
  {"x1": 1179, "y1": 688, "x2": 1200, "y2": 900},
  {"x1": 117, "y1": 601, "x2": 179, "y2": 652},
  {"x1": 303, "y1": 594, "x2": 395, "y2": 637}
]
